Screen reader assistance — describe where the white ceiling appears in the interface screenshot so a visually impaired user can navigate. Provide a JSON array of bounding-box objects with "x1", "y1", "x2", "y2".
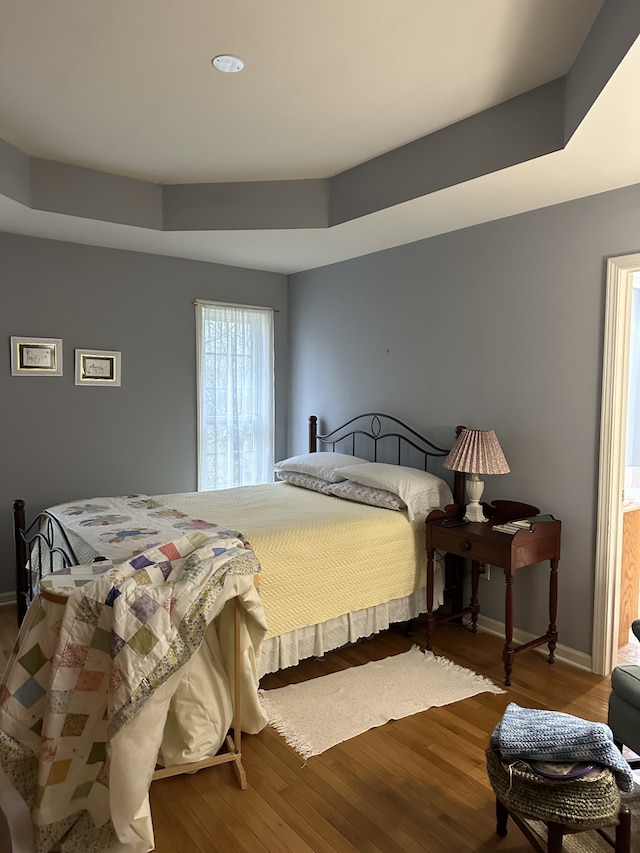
[{"x1": 1, "y1": 0, "x2": 638, "y2": 275}]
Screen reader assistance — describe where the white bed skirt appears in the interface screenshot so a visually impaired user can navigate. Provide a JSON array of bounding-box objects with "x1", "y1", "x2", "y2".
[{"x1": 258, "y1": 585, "x2": 431, "y2": 678}]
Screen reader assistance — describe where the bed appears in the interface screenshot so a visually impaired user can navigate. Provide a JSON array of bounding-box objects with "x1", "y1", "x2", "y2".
[{"x1": 12, "y1": 413, "x2": 465, "y2": 675}]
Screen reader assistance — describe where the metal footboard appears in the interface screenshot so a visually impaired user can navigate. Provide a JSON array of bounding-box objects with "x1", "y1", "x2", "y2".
[{"x1": 13, "y1": 499, "x2": 80, "y2": 625}]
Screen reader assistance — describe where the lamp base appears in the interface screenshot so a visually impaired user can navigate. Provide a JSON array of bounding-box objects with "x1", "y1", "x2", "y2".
[
  {"x1": 464, "y1": 501, "x2": 488, "y2": 523},
  {"x1": 464, "y1": 474, "x2": 488, "y2": 522}
]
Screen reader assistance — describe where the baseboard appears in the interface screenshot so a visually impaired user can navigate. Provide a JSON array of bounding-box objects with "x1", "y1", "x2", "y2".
[
  {"x1": 0, "y1": 592, "x2": 16, "y2": 607},
  {"x1": 475, "y1": 614, "x2": 592, "y2": 673}
]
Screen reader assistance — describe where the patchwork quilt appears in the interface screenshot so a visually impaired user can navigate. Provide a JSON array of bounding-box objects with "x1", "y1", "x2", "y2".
[
  {"x1": 1, "y1": 523, "x2": 266, "y2": 853},
  {"x1": 43, "y1": 493, "x2": 253, "y2": 566}
]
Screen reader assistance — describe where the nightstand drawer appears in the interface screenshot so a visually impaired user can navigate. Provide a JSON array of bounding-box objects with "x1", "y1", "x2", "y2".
[{"x1": 433, "y1": 530, "x2": 506, "y2": 564}]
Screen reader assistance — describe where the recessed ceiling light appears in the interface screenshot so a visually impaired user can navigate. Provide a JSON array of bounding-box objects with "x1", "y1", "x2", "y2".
[{"x1": 212, "y1": 55, "x2": 244, "y2": 74}]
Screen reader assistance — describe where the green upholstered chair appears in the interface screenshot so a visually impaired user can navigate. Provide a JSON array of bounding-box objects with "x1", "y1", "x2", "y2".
[{"x1": 608, "y1": 618, "x2": 640, "y2": 765}]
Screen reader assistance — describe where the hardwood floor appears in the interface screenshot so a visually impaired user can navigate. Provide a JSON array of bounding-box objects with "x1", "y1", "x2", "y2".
[{"x1": 0, "y1": 603, "x2": 620, "y2": 852}]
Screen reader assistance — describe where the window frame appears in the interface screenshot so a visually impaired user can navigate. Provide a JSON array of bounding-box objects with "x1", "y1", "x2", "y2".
[{"x1": 195, "y1": 299, "x2": 275, "y2": 491}]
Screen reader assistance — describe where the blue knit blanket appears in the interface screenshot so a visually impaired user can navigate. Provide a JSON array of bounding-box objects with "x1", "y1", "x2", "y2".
[{"x1": 491, "y1": 702, "x2": 635, "y2": 792}]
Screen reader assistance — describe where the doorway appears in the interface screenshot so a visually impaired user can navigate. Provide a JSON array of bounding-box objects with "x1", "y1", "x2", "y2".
[
  {"x1": 593, "y1": 253, "x2": 640, "y2": 675},
  {"x1": 618, "y1": 279, "x2": 640, "y2": 659}
]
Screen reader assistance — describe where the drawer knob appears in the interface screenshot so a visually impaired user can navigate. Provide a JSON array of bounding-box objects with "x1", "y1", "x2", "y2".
[{"x1": 461, "y1": 540, "x2": 472, "y2": 551}]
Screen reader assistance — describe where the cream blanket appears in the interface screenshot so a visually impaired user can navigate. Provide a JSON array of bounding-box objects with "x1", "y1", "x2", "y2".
[{"x1": 1, "y1": 531, "x2": 267, "y2": 853}]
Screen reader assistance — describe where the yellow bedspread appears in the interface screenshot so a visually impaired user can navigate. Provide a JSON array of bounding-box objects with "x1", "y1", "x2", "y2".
[{"x1": 154, "y1": 483, "x2": 441, "y2": 641}]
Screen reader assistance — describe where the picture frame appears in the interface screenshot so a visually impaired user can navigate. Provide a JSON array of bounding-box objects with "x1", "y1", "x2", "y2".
[
  {"x1": 75, "y1": 349, "x2": 121, "y2": 386},
  {"x1": 10, "y1": 336, "x2": 63, "y2": 376}
]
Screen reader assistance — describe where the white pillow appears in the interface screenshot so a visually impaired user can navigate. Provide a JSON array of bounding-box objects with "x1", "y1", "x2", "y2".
[
  {"x1": 275, "y1": 470, "x2": 333, "y2": 494},
  {"x1": 274, "y1": 451, "x2": 369, "y2": 484},
  {"x1": 327, "y1": 480, "x2": 407, "y2": 511},
  {"x1": 332, "y1": 462, "x2": 453, "y2": 522}
]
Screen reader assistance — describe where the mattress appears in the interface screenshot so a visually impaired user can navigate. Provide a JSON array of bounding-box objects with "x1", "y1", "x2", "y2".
[{"x1": 154, "y1": 482, "x2": 443, "y2": 641}]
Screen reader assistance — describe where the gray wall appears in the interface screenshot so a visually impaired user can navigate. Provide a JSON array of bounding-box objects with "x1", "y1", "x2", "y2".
[
  {"x1": 5, "y1": 180, "x2": 640, "y2": 655},
  {"x1": 288, "y1": 182, "x2": 640, "y2": 656},
  {"x1": 0, "y1": 233, "x2": 288, "y2": 595}
]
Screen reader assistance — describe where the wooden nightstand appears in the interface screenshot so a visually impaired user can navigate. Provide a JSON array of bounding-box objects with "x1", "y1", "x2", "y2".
[{"x1": 425, "y1": 501, "x2": 561, "y2": 686}]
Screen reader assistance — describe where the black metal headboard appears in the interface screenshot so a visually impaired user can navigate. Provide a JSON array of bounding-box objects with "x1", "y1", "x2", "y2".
[{"x1": 308, "y1": 413, "x2": 465, "y2": 505}]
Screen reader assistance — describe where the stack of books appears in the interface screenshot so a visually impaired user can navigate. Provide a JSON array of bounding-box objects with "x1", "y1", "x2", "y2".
[{"x1": 492, "y1": 514, "x2": 555, "y2": 534}]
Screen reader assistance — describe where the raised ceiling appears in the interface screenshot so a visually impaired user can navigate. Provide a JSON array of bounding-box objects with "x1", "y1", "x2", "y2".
[{"x1": 1, "y1": 0, "x2": 639, "y2": 274}]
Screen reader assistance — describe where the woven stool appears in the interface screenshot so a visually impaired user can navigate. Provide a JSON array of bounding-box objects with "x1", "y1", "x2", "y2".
[{"x1": 486, "y1": 747, "x2": 631, "y2": 852}]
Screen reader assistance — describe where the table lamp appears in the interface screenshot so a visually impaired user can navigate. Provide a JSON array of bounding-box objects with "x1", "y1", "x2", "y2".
[{"x1": 443, "y1": 428, "x2": 510, "y2": 522}]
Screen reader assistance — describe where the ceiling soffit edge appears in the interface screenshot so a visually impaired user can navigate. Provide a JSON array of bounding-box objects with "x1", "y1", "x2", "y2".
[{"x1": 0, "y1": 0, "x2": 637, "y2": 237}]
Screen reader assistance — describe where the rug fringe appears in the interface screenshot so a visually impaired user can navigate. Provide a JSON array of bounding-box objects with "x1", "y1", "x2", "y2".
[
  {"x1": 432, "y1": 654, "x2": 505, "y2": 693},
  {"x1": 413, "y1": 644, "x2": 504, "y2": 693},
  {"x1": 258, "y1": 699, "x2": 317, "y2": 760}
]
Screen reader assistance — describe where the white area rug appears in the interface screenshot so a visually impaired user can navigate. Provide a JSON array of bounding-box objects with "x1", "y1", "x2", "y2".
[{"x1": 259, "y1": 645, "x2": 504, "y2": 759}]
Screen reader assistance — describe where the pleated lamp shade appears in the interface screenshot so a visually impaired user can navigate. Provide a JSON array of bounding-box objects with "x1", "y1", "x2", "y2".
[
  {"x1": 443, "y1": 429, "x2": 510, "y2": 475},
  {"x1": 443, "y1": 429, "x2": 510, "y2": 521}
]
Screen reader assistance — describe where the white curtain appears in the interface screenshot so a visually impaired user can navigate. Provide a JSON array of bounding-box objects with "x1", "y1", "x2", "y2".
[{"x1": 196, "y1": 302, "x2": 274, "y2": 490}]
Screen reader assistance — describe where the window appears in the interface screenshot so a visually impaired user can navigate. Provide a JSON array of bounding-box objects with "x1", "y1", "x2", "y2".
[{"x1": 196, "y1": 301, "x2": 274, "y2": 490}]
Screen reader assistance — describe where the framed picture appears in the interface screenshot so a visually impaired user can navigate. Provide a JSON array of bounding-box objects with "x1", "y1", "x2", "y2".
[
  {"x1": 75, "y1": 349, "x2": 121, "y2": 386},
  {"x1": 10, "y1": 336, "x2": 63, "y2": 376}
]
